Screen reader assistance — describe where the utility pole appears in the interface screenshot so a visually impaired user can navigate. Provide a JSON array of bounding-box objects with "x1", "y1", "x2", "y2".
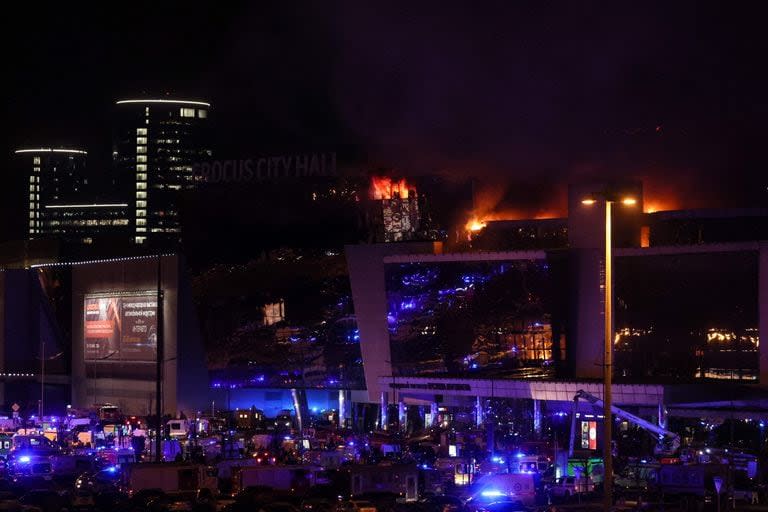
[
  {"x1": 155, "y1": 255, "x2": 164, "y2": 462},
  {"x1": 40, "y1": 339, "x2": 44, "y2": 420}
]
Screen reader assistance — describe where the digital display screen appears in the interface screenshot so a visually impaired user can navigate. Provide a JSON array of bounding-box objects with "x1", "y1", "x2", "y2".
[
  {"x1": 581, "y1": 420, "x2": 597, "y2": 450},
  {"x1": 84, "y1": 292, "x2": 157, "y2": 362}
]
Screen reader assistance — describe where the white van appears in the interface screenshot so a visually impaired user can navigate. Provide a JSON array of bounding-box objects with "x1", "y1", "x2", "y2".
[{"x1": 470, "y1": 472, "x2": 540, "y2": 507}]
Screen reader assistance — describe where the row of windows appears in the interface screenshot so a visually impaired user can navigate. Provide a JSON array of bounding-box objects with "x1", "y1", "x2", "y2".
[
  {"x1": 41, "y1": 219, "x2": 130, "y2": 227},
  {"x1": 179, "y1": 107, "x2": 207, "y2": 118}
]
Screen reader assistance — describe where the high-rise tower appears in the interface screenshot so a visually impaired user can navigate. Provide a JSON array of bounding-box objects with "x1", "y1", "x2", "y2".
[{"x1": 113, "y1": 99, "x2": 211, "y2": 245}]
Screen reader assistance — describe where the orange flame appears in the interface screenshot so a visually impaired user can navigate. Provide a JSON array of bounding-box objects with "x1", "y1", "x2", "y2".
[
  {"x1": 466, "y1": 218, "x2": 487, "y2": 232},
  {"x1": 464, "y1": 209, "x2": 559, "y2": 234},
  {"x1": 370, "y1": 177, "x2": 415, "y2": 200}
]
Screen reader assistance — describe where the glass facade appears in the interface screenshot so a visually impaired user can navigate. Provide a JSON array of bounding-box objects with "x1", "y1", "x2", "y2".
[
  {"x1": 614, "y1": 251, "x2": 759, "y2": 382},
  {"x1": 384, "y1": 259, "x2": 566, "y2": 379}
]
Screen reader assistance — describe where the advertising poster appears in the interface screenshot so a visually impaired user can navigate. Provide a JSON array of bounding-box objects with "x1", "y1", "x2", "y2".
[
  {"x1": 581, "y1": 420, "x2": 597, "y2": 450},
  {"x1": 84, "y1": 292, "x2": 158, "y2": 362}
]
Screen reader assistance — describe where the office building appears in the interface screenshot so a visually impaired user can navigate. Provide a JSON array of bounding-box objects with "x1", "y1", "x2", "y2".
[
  {"x1": 15, "y1": 148, "x2": 88, "y2": 238},
  {"x1": 13, "y1": 148, "x2": 130, "y2": 245},
  {"x1": 346, "y1": 182, "x2": 768, "y2": 429},
  {"x1": 113, "y1": 99, "x2": 211, "y2": 246},
  {"x1": 0, "y1": 254, "x2": 208, "y2": 416}
]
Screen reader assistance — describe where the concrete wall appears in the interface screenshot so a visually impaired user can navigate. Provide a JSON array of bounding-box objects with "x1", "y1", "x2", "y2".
[
  {"x1": 569, "y1": 249, "x2": 603, "y2": 379},
  {"x1": 760, "y1": 242, "x2": 768, "y2": 386},
  {"x1": 345, "y1": 242, "x2": 441, "y2": 402},
  {"x1": 70, "y1": 255, "x2": 207, "y2": 416}
]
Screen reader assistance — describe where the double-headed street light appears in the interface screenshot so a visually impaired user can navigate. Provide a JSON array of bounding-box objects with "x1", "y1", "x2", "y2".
[{"x1": 581, "y1": 193, "x2": 637, "y2": 511}]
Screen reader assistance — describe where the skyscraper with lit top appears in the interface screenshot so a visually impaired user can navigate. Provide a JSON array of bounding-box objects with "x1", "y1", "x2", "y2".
[{"x1": 113, "y1": 98, "x2": 211, "y2": 245}]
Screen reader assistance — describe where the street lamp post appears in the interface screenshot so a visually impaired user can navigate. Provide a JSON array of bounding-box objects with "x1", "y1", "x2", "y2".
[
  {"x1": 582, "y1": 194, "x2": 636, "y2": 511},
  {"x1": 38, "y1": 343, "x2": 64, "y2": 420}
]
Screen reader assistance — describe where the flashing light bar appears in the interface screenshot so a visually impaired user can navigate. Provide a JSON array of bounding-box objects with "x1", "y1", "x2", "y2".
[
  {"x1": 116, "y1": 99, "x2": 210, "y2": 107},
  {"x1": 15, "y1": 148, "x2": 87, "y2": 154}
]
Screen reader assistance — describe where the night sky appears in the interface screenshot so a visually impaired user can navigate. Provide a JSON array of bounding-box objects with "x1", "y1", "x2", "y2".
[{"x1": 2, "y1": 2, "x2": 767, "y2": 235}]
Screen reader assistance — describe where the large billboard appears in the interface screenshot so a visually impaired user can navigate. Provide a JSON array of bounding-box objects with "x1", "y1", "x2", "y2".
[{"x1": 84, "y1": 292, "x2": 158, "y2": 362}]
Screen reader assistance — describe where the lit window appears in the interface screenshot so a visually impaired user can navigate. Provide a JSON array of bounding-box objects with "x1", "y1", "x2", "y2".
[
  {"x1": 137, "y1": 173, "x2": 147, "y2": 181},
  {"x1": 136, "y1": 146, "x2": 146, "y2": 154},
  {"x1": 136, "y1": 200, "x2": 147, "y2": 207},
  {"x1": 29, "y1": 176, "x2": 35, "y2": 183},
  {"x1": 136, "y1": 209, "x2": 146, "y2": 217},
  {"x1": 33, "y1": 157, "x2": 40, "y2": 164},
  {"x1": 135, "y1": 236, "x2": 146, "y2": 244},
  {"x1": 29, "y1": 220, "x2": 35, "y2": 227},
  {"x1": 136, "y1": 227, "x2": 147, "y2": 232},
  {"x1": 137, "y1": 155, "x2": 147, "y2": 163},
  {"x1": 198, "y1": 109, "x2": 207, "y2": 118},
  {"x1": 29, "y1": 212, "x2": 34, "y2": 219},
  {"x1": 137, "y1": 219, "x2": 147, "y2": 226},
  {"x1": 29, "y1": 185, "x2": 35, "y2": 192},
  {"x1": 136, "y1": 182, "x2": 147, "y2": 190},
  {"x1": 137, "y1": 127, "x2": 147, "y2": 135},
  {"x1": 34, "y1": 167, "x2": 40, "y2": 173},
  {"x1": 136, "y1": 137, "x2": 147, "y2": 145},
  {"x1": 137, "y1": 164, "x2": 147, "y2": 171},
  {"x1": 136, "y1": 191, "x2": 147, "y2": 199},
  {"x1": 29, "y1": 194, "x2": 35, "y2": 200},
  {"x1": 145, "y1": 107, "x2": 149, "y2": 113},
  {"x1": 180, "y1": 108, "x2": 195, "y2": 117}
]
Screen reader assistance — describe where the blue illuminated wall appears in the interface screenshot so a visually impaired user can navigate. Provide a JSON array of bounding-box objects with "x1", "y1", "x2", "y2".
[
  {"x1": 210, "y1": 388, "x2": 341, "y2": 417},
  {"x1": 384, "y1": 258, "x2": 566, "y2": 378}
]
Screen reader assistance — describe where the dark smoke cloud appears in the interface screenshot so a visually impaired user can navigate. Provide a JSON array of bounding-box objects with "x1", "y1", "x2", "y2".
[{"x1": 325, "y1": 2, "x2": 767, "y2": 210}]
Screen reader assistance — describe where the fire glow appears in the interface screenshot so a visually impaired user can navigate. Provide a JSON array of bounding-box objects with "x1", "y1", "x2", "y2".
[
  {"x1": 370, "y1": 176, "x2": 415, "y2": 200},
  {"x1": 467, "y1": 218, "x2": 486, "y2": 232},
  {"x1": 465, "y1": 210, "x2": 559, "y2": 234}
]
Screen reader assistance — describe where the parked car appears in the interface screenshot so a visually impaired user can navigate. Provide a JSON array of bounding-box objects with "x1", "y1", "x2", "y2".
[
  {"x1": 420, "y1": 495, "x2": 464, "y2": 512},
  {"x1": 547, "y1": 476, "x2": 594, "y2": 500},
  {"x1": 71, "y1": 489, "x2": 96, "y2": 510},
  {"x1": 18, "y1": 490, "x2": 67, "y2": 512},
  {"x1": 472, "y1": 501, "x2": 528, "y2": 512},
  {"x1": 335, "y1": 500, "x2": 378, "y2": 512}
]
